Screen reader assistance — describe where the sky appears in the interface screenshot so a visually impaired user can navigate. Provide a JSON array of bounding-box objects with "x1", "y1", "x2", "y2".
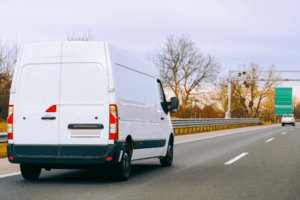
[{"x1": 1, "y1": 0, "x2": 300, "y2": 90}]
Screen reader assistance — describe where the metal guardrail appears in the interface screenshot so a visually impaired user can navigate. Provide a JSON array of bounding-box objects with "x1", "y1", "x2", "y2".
[
  {"x1": 171, "y1": 118, "x2": 260, "y2": 128},
  {"x1": 171, "y1": 118, "x2": 261, "y2": 135},
  {"x1": 0, "y1": 133, "x2": 7, "y2": 143}
]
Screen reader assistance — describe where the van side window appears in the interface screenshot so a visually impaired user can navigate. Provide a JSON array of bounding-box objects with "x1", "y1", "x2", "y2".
[{"x1": 157, "y1": 80, "x2": 168, "y2": 114}]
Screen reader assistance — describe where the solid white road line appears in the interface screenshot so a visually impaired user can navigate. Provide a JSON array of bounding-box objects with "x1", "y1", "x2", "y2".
[
  {"x1": 266, "y1": 138, "x2": 274, "y2": 142},
  {"x1": 225, "y1": 152, "x2": 248, "y2": 165},
  {"x1": 282, "y1": 132, "x2": 287, "y2": 135},
  {"x1": 0, "y1": 172, "x2": 21, "y2": 179}
]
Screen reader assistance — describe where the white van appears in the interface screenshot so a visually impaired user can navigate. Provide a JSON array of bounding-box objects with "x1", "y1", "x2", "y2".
[{"x1": 7, "y1": 42, "x2": 178, "y2": 181}]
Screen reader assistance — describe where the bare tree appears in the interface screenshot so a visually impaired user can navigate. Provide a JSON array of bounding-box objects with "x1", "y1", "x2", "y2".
[
  {"x1": 155, "y1": 34, "x2": 221, "y2": 111},
  {"x1": 0, "y1": 34, "x2": 20, "y2": 76},
  {"x1": 65, "y1": 30, "x2": 98, "y2": 41},
  {"x1": 0, "y1": 34, "x2": 20, "y2": 120}
]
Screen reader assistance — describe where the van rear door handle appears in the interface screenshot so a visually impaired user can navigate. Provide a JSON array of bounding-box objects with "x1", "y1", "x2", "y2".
[
  {"x1": 41, "y1": 116, "x2": 56, "y2": 120},
  {"x1": 161, "y1": 117, "x2": 164, "y2": 120}
]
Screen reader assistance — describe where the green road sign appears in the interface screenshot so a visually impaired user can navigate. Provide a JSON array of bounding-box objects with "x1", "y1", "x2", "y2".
[
  {"x1": 275, "y1": 96, "x2": 293, "y2": 102},
  {"x1": 275, "y1": 88, "x2": 293, "y2": 92},
  {"x1": 275, "y1": 87, "x2": 293, "y2": 115},
  {"x1": 275, "y1": 95, "x2": 292, "y2": 101},
  {"x1": 275, "y1": 107, "x2": 292, "y2": 115},
  {"x1": 275, "y1": 101, "x2": 292, "y2": 106}
]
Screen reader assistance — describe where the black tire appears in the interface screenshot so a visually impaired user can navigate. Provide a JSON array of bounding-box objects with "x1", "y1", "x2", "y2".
[
  {"x1": 282, "y1": 123, "x2": 285, "y2": 126},
  {"x1": 293, "y1": 123, "x2": 295, "y2": 126},
  {"x1": 160, "y1": 140, "x2": 173, "y2": 167},
  {"x1": 20, "y1": 163, "x2": 41, "y2": 180},
  {"x1": 114, "y1": 151, "x2": 131, "y2": 181}
]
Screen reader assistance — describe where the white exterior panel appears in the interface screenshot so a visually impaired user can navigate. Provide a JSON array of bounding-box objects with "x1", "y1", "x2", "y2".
[
  {"x1": 14, "y1": 63, "x2": 60, "y2": 144},
  {"x1": 58, "y1": 63, "x2": 109, "y2": 145}
]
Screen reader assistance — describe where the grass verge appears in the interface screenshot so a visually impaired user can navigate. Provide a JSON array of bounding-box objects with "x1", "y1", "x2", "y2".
[
  {"x1": 0, "y1": 143, "x2": 7, "y2": 158},
  {"x1": 0, "y1": 122, "x2": 7, "y2": 132}
]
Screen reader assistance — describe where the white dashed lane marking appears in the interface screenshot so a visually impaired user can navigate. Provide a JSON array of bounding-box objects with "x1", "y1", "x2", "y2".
[
  {"x1": 266, "y1": 138, "x2": 274, "y2": 142},
  {"x1": 225, "y1": 152, "x2": 248, "y2": 165}
]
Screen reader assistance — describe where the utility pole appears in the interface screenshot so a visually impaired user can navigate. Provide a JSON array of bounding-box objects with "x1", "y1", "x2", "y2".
[
  {"x1": 190, "y1": 92, "x2": 204, "y2": 118},
  {"x1": 226, "y1": 71, "x2": 231, "y2": 119}
]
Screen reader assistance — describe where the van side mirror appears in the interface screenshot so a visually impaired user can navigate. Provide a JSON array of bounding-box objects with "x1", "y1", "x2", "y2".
[{"x1": 170, "y1": 97, "x2": 178, "y2": 113}]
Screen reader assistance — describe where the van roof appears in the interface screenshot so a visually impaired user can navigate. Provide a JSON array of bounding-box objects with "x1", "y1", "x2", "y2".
[{"x1": 18, "y1": 42, "x2": 158, "y2": 77}]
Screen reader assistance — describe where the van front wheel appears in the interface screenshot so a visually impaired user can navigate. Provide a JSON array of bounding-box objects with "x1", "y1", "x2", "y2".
[
  {"x1": 160, "y1": 142, "x2": 173, "y2": 167},
  {"x1": 20, "y1": 163, "x2": 41, "y2": 180}
]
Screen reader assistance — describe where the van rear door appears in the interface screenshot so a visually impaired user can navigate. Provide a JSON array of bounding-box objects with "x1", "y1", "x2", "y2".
[
  {"x1": 58, "y1": 63, "x2": 109, "y2": 148},
  {"x1": 14, "y1": 64, "x2": 60, "y2": 146}
]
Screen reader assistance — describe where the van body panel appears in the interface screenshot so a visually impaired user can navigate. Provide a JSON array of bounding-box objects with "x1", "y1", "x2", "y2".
[
  {"x1": 61, "y1": 42, "x2": 106, "y2": 63},
  {"x1": 107, "y1": 44, "x2": 168, "y2": 160},
  {"x1": 17, "y1": 42, "x2": 62, "y2": 65},
  {"x1": 14, "y1": 63, "x2": 60, "y2": 145},
  {"x1": 58, "y1": 63, "x2": 109, "y2": 145},
  {"x1": 12, "y1": 43, "x2": 62, "y2": 93},
  {"x1": 113, "y1": 64, "x2": 160, "y2": 142},
  {"x1": 107, "y1": 44, "x2": 157, "y2": 78}
]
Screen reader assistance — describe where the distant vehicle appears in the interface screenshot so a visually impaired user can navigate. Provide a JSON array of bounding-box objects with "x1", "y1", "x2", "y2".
[
  {"x1": 281, "y1": 114, "x2": 295, "y2": 126},
  {"x1": 7, "y1": 42, "x2": 178, "y2": 181}
]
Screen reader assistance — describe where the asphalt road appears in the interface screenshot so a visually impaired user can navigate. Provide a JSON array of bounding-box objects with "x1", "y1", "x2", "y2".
[{"x1": 1, "y1": 124, "x2": 300, "y2": 200}]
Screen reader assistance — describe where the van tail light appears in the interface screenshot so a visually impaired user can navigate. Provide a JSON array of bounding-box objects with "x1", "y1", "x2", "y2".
[
  {"x1": 109, "y1": 104, "x2": 118, "y2": 140},
  {"x1": 7, "y1": 105, "x2": 13, "y2": 140}
]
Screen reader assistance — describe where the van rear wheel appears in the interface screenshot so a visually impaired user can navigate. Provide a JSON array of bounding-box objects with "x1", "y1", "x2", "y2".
[
  {"x1": 20, "y1": 163, "x2": 41, "y2": 180},
  {"x1": 160, "y1": 142, "x2": 173, "y2": 167},
  {"x1": 114, "y1": 151, "x2": 131, "y2": 181}
]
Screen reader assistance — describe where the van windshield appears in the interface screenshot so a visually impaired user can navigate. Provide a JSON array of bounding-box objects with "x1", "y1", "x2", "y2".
[{"x1": 283, "y1": 114, "x2": 293, "y2": 117}]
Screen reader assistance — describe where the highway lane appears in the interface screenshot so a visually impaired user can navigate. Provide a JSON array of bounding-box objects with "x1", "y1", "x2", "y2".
[{"x1": 0, "y1": 124, "x2": 300, "y2": 199}]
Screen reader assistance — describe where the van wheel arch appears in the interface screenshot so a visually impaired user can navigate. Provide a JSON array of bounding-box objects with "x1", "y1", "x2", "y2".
[
  {"x1": 169, "y1": 133, "x2": 174, "y2": 146},
  {"x1": 160, "y1": 134, "x2": 174, "y2": 167},
  {"x1": 113, "y1": 136, "x2": 133, "y2": 181},
  {"x1": 125, "y1": 135, "x2": 133, "y2": 157}
]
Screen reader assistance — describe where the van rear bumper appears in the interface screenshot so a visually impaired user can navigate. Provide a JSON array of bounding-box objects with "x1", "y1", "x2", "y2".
[{"x1": 7, "y1": 142, "x2": 126, "y2": 167}]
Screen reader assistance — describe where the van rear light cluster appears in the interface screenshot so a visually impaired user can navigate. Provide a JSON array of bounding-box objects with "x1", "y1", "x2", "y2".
[
  {"x1": 7, "y1": 105, "x2": 13, "y2": 140},
  {"x1": 109, "y1": 104, "x2": 118, "y2": 140}
]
